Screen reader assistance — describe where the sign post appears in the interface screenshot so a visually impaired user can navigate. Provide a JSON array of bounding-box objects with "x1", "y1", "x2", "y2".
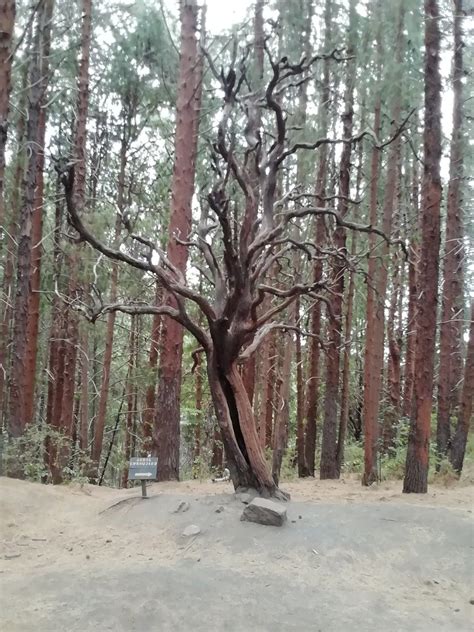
[{"x1": 127, "y1": 457, "x2": 158, "y2": 499}]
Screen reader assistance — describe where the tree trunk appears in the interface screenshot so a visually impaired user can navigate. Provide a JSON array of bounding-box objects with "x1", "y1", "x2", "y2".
[
  {"x1": 362, "y1": 2, "x2": 404, "y2": 485},
  {"x1": 23, "y1": 108, "x2": 46, "y2": 425},
  {"x1": 403, "y1": 0, "x2": 442, "y2": 494},
  {"x1": 449, "y1": 301, "x2": 474, "y2": 474},
  {"x1": 143, "y1": 281, "x2": 162, "y2": 451},
  {"x1": 0, "y1": 0, "x2": 15, "y2": 242},
  {"x1": 79, "y1": 328, "x2": 89, "y2": 451},
  {"x1": 0, "y1": 31, "x2": 30, "y2": 425},
  {"x1": 8, "y1": 2, "x2": 53, "y2": 438},
  {"x1": 272, "y1": 330, "x2": 292, "y2": 486},
  {"x1": 122, "y1": 315, "x2": 137, "y2": 487},
  {"x1": 436, "y1": 0, "x2": 465, "y2": 463},
  {"x1": 154, "y1": 0, "x2": 201, "y2": 481},
  {"x1": 320, "y1": 0, "x2": 356, "y2": 480},
  {"x1": 336, "y1": 232, "x2": 357, "y2": 475},
  {"x1": 302, "y1": 0, "x2": 332, "y2": 478},
  {"x1": 206, "y1": 349, "x2": 287, "y2": 498},
  {"x1": 402, "y1": 241, "x2": 418, "y2": 418}
]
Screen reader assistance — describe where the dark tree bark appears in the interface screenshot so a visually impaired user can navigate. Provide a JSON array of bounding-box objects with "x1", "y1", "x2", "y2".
[
  {"x1": 8, "y1": 1, "x2": 54, "y2": 438},
  {"x1": 436, "y1": 0, "x2": 465, "y2": 463},
  {"x1": 0, "y1": 30, "x2": 30, "y2": 424},
  {"x1": 154, "y1": 0, "x2": 201, "y2": 481},
  {"x1": 449, "y1": 301, "x2": 474, "y2": 474},
  {"x1": 403, "y1": 0, "x2": 442, "y2": 494}
]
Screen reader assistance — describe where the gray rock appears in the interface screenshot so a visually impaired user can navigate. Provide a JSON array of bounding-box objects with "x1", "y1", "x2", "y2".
[
  {"x1": 172, "y1": 501, "x2": 190, "y2": 514},
  {"x1": 241, "y1": 498, "x2": 287, "y2": 527},
  {"x1": 215, "y1": 505, "x2": 225, "y2": 513},
  {"x1": 182, "y1": 524, "x2": 201, "y2": 537}
]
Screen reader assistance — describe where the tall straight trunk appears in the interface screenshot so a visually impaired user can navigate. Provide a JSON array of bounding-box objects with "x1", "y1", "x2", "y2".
[
  {"x1": 91, "y1": 143, "x2": 125, "y2": 473},
  {"x1": 449, "y1": 301, "x2": 474, "y2": 474},
  {"x1": 272, "y1": 326, "x2": 294, "y2": 485},
  {"x1": 295, "y1": 297, "x2": 305, "y2": 476},
  {"x1": 23, "y1": 0, "x2": 54, "y2": 424},
  {"x1": 384, "y1": 250, "x2": 402, "y2": 451},
  {"x1": 402, "y1": 254, "x2": 418, "y2": 418},
  {"x1": 23, "y1": 110, "x2": 46, "y2": 425},
  {"x1": 0, "y1": 32, "x2": 30, "y2": 424},
  {"x1": 257, "y1": 324, "x2": 275, "y2": 448},
  {"x1": 436, "y1": 0, "x2": 465, "y2": 462},
  {"x1": 0, "y1": 0, "x2": 15, "y2": 237},
  {"x1": 143, "y1": 281, "x2": 162, "y2": 450},
  {"x1": 302, "y1": 0, "x2": 331, "y2": 477},
  {"x1": 79, "y1": 328, "x2": 89, "y2": 451},
  {"x1": 154, "y1": 0, "x2": 201, "y2": 481},
  {"x1": 362, "y1": 2, "x2": 404, "y2": 485},
  {"x1": 194, "y1": 350, "x2": 203, "y2": 459},
  {"x1": 403, "y1": 0, "x2": 442, "y2": 494},
  {"x1": 320, "y1": 0, "x2": 356, "y2": 480},
  {"x1": 122, "y1": 315, "x2": 137, "y2": 487},
  {"x1": 8, "y1": 3, "x2": 52, "y2": 438},
  {"x1": 336, "y1": 233, "x2": 357, "y2": 475}
]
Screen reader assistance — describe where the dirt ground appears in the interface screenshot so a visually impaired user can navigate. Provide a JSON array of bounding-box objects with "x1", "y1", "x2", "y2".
[{"x1": 1, "y1": 475, "x2": 473, "y2": 631}]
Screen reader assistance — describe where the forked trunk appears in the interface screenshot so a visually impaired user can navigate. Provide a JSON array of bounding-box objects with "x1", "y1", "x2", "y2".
[{"x1": 206, "y1": 351, "x2": 286, "y2": 498}]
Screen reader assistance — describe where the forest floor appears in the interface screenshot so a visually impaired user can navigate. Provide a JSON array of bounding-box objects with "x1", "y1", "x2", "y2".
[{"x1": 1, "y1": 474, "x2": 473, "y2": 631}]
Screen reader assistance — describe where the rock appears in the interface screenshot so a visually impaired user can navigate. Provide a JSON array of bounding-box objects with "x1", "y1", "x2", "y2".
[
  {"x1": 182, "y1": 524, "x2": 201, "y2": 537},
  {"x1": 215, "y1": 505, "x2": 225, "y2": 513},
  {"x1": 173, "y1": 501, "x2": 190, "y2": 514},
  {"x1": 237, "y1": 492, "x2": 253, "y2": 505},
  {"x1": 241, "y1": 498, "x2": 287, "y2": 527}
]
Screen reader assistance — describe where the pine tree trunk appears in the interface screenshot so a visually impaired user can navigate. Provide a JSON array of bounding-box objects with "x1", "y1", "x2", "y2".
[
  {"x1": 0, "y1": 36, "x2": 30, "y2": 424},
  {"x1": 320, "y1": 0, "x2": 356, "y2": 480},
  {"x1": 8, "y1": 3, "x2": 52, "y2": 438},
  {"x1": 143, "y1": 281, "x2": 162, "y2": 450},
  {"x1": 122, "y1": 315, "x2": 137, "y2": 487},
  {"x1": 302, "y1": 0, "x2": 332, "y2": 479},
  {"x1": 272, "y1": 329, "x2": 292, "y2": 486},
  {"x1": 362, "y1": 2, "x2": 404, "y2": 485},
  {"x1": 403, "y1": 0, "x2": 442, "y2": 494},
  {"x1": 154, "y1": 0, "x2": 201, "y2": 481},
  {"x1": 449, "y1": 301, "x2": 474, "y2": 474},
  {"x1": 23, "y1": 108, "x2": 46, "y2": 425},
  {"x1": 402, "y1": 240, "x2": 418, "y2": 418},
  {"x1": 336, "y1": 233, "x2": 357, "y2": 474},
  {"x1": 436, "y1": 0, "x2": 465, "y2": 463},
  {"x1": 0, "y1": 0, "x2": 15, "y2": 241}
]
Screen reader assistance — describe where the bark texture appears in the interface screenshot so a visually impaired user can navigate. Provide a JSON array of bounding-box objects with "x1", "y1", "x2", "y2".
[
  {"x1": 436, "y1": 0, "x2": 465, "y2": 463},
  {"x1": 403, "y1": 0, "x2": 442, "y2": 494},
  {"x1": 154, "y1": 0, "x2": 201, "y2": 481}
]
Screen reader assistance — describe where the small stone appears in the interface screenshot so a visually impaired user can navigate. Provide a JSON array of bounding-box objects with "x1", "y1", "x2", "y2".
[
  {"x1": 298, "y1": 515, "x2": 302, "y2": 520},
  {"x1": 469, "y1": 599, "x2": 474, "y2": 605},
  {"x1": 291, "y1": 520, "x2": 296, "y2": 523},
  {"x1": 241, "y1": 498, "x2": 287, "y2": 527},
  {"x1": 215, "y1": 506, "x2": 225, "y2": 513},
  {"x1": 4, "y1": 553, "x2": 21, "y2": 560},
  {"x1": 182, "y1": 524, "x2": 201, "y2": 537},
  {"x1": 105, "y1": 539, "x2": 112, "y2": 543},
  {"x1": 86, "y1": 555, "x2": 90, "y2": 560},
  {"x1": 173, "y1": 501, "x2": 190, "y2": 514}
]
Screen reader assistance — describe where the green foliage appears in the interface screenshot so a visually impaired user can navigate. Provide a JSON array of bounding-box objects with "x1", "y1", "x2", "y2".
[{"x1": 2, "y1": 425, "x2": 92, "y2": 484}]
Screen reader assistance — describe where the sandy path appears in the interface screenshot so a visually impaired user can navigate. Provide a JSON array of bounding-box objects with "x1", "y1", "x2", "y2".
[{"x1": 1, "y1": 476, "x2": 473, "y2": 631}]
